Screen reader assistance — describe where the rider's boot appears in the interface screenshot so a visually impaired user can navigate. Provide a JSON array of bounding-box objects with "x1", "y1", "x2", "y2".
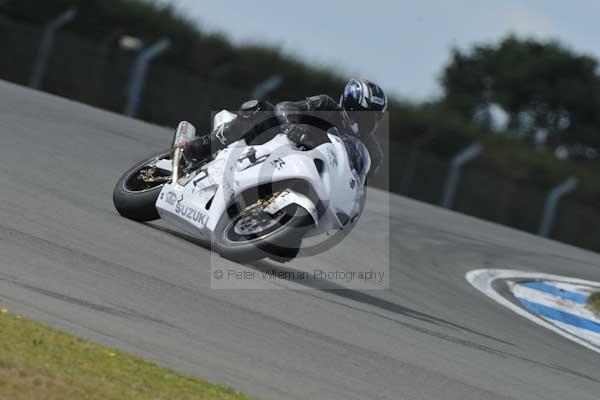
[{"x1": 182, "y1": 133, "x2": 212, "y2": 165}]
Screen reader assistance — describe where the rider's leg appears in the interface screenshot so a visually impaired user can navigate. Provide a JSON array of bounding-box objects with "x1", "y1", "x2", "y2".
[{"x1": 183, "y1": 100, "x2": 275, "y2": 163}]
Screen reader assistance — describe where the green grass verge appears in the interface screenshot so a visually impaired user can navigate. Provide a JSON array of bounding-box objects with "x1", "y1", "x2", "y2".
[
  {"x1": 587, "y1": 293, "x2": 600, "y2": 316},
  {"x1": 0, "y1": 308, "x2": 252, "y2": 400}
]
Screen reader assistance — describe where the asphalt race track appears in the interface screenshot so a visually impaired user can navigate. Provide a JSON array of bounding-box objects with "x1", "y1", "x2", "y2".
[{"x1": 1, "y1": 79, "x2": 600, "y2": 399}]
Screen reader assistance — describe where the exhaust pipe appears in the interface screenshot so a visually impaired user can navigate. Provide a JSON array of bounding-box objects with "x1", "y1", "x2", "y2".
[
  {"x1": 171, "y1": 147, "x2": 183, "y2": 185},
  {"x1": 171, "y1": 121, "x2": 196, "y2": 185}
]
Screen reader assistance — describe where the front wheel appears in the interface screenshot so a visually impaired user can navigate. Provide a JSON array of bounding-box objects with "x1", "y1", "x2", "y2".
[
  {"x1": 113, "y1": 150, "x2": 171, "y2": 222},
  {"x1": 214, "y1": 201, "x2": 314, "y2": 263}
]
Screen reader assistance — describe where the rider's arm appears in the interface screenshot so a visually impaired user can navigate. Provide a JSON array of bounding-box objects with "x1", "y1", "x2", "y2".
[
  {"x1": 274, "y1": 95, "x2": 339, "y2": 124},
  {"x1": 305, "y1": 95, "x2": 339, "y2": 112},
  {"x1": 274, "y1": 94, "x2": 339, "y2": 143}
]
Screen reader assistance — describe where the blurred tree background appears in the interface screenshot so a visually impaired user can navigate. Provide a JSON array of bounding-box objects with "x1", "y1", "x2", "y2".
[
  {"x1": 2, "y1": 0, "x2": 600, "y2": 250},
  {"x1": 442, "y1": 36, "x2": 600, "y2": 152}
]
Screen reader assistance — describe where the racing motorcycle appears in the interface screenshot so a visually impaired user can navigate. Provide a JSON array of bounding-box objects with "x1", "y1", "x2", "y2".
[{"x1": 113, "y1": 110, "x2": 370, "y2": 262}]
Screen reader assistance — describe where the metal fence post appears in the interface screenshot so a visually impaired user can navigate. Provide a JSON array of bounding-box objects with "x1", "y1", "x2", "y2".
[
  {"x1": 251, "y1": 74, "x2": 283, "y2": 100},
  {"x1": 538, "y1": 177, "x2": 578, "y2": 238},
  {"x1": 440, "y1": 143, "x2": 483, "y2": 209},
  {"x1": 400, "y1": 131, "x2": 435, "y2": 194},
  {"x1": 124, "y1": 38, "x2": 171, "y2": 117},
  {"x1": 29, "y1": 7, "x2": 77, "y2": 89}
]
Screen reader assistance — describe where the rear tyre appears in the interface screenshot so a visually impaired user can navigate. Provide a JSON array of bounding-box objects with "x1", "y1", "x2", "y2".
[{"x1": 113, "y1": 150, "x2": 170, "y2": 222}]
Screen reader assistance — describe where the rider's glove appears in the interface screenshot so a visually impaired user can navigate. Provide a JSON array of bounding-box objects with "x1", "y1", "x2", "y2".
[{"x1": 284, "y1": 124, "x2": 307, "y2": 146}]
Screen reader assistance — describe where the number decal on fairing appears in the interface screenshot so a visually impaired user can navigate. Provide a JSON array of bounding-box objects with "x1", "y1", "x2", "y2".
[{"x1": 271, "y1": 158, "x2": 286, "y2": 170}]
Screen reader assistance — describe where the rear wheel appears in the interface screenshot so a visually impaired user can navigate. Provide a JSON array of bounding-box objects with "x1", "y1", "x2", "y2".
[
  {"x1": 214, "y1": 198, "x2": 313, "y2": 262},
  {"x1": 113, "y1": 150, "x2": 171, "y2": 222}
]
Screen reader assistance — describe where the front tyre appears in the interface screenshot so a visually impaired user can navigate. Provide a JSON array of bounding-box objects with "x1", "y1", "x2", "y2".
[
  {"x1": 214, "y1": 203, "x2": 313, "y2": 263},
  {"x1": 113, "y1": 150, "x2": 171, "y2": 222}
]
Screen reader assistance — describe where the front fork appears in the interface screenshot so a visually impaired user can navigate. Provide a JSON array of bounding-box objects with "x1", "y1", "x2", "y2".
[{"x1": 263, "y1": 189, "x2": 320, "y2": 227}]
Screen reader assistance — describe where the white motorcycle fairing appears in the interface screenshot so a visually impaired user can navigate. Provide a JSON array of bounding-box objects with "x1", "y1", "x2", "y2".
[{"x1": 154, "y1": 111, "x2": 369, "y2": 247}]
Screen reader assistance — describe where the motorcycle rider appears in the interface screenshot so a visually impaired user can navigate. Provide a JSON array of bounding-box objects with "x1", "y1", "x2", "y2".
[{"x1": 183, "y1": 78, "x2": 387, "y2": 175}]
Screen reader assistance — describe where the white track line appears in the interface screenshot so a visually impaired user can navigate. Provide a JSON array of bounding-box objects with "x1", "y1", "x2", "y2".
[{"x1": 466, "y1": 269, "x2": 600, "y2": 354}]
